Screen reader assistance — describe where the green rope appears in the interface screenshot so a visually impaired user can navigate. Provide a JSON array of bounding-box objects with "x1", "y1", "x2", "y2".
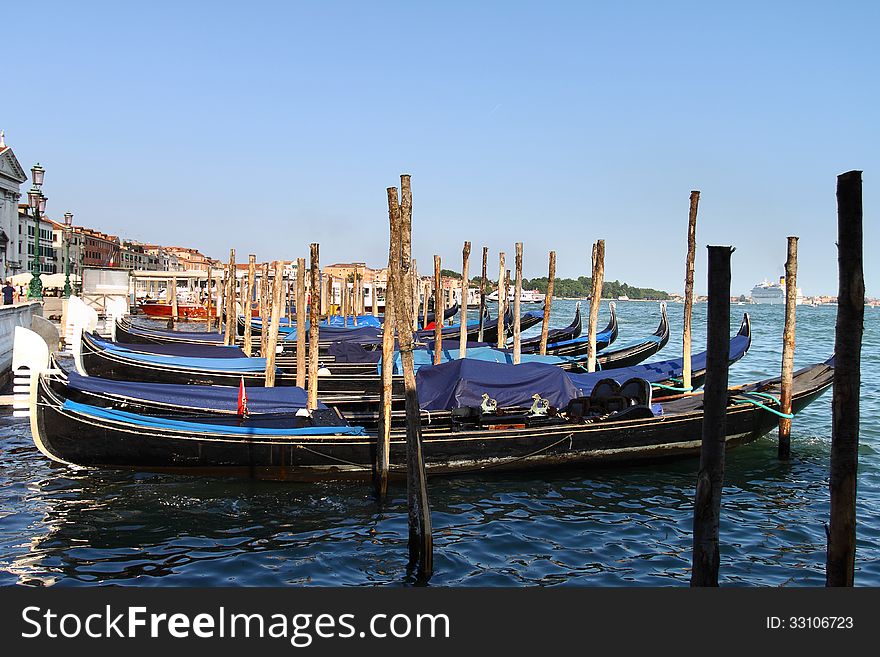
[
  {"x1": 730, "y1": 393, "x2": 794, "y2": 419},
  {"x1": 652, "y1": 383, "x2": 693, "y2": 392}
]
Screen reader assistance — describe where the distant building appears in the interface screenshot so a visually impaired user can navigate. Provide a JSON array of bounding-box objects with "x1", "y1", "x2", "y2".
[
  {"x1": 48, "y1": 218, "x2": 82, "y2": 280},
  {"x1": 165, "y1": 246, "x2": 214, "y2": 272},
  {"x1": 17, "y1": 205, "x2": 58, "y2": 275},
  {"x1": 0, "y1": 132, "x2": 28, "y2": 279}
]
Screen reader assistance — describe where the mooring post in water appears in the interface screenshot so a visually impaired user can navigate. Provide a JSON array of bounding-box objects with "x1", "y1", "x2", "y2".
[
  {"x1": 170, "y1": 275, "x2": 179, "y2": 324},
  {"x1": 778, "y1": 236, "x2": 799, "y2": 458},
  {"x1": 478, "y1": 246, "x2": 488, "y2": 342},
  {"x1": 421, "y1": 280, "x2": 429, "y2": 329},
  {"x1": 218, "y1": 267, "x2": 227, "y2": 335},
  {"x1": 496, "y1": 252, "x2": 506, "y2": 348},
  {"x1": 205, "y1": 271, "x2": 214, "y2": 331},
  {"x1": 376, "y1": 211, "x2": 399, "y2": 501},
  {"x1": 539, "y1": 250, "x2": 556, "y2": 356},
  {"x1": 513, "y1": 242, "x2": 523, "y2": 364},
  {"x1": 587, "y1": 240, "x2": 605, "y2": 373},
  {"x1": 295, "y1": 257, "x2": 307, "y2": 389},
  {"x1": 690, "y1": 245, "x2": 734, "y2": 587},
  {"x1": 260, "y1": 262, "x2": 269, "y2": 357},
  {"x1": 827, "y1": 170, "x2": 864, "y2": 587},
  {"x1": 433, "y1": 255, "x2": 442, "y2": 365},
  {"x1": 307, "y1": 244, "x2": 321, "y2": 410},
  {"x1": 224, "y1": 249, "x2": 236, "y2": 345},
  {"x1": 389, "y1": 175, "x2": 433, "y2": 581},
  {"x1": 412, "y1": 261, "x2": 421, "y2": 333},
  {"x1": 243, "y1": 255, "x2": 256, "y2": 356},
  {"x1": 682, "y1": 191, "x2": 700, "y2": 391},
  {"x1": 264, "y1": 260, "x2": 285, "y2": 387},
  {"x1": 460, "y1": 241, "x2": 471, "y2": 356}
]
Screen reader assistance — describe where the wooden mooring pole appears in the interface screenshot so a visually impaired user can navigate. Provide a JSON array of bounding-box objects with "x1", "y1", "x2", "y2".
[
  {"x1": 478, "y1": 247, "x2": 488, "y2": 342},
  {"x1": 295, "y1": 257, "x2": 307, "y2": 389},
  {"x1": 778, "y1": 236, "x2": 798, "y2": 458},
  {"x1": 218, "y1": 267, "x2": 227, "y2": 335},
  {"x1": 827, "y1": 170, "x2": 864, "y2": 587},
  {"x1": 433, "y1": 255, "x2": 442, "y2": 365},
  {"x1": 260, "y1": 263, "x2": 269, "y2": 356},
  {"x1": 690, "y1": 245, "x2": 734, "y2": 587},
  {"x1": 205, "y1": 272, "x2": 214, "y2": 331},
  {"x1": 389, "y1": 175, "x2": 432, "y2": 581},
  {"x1": 460, "y1": 241, "x2": 471, "y2": 356},
  {"x1": 307, "y1": 244, "x2": 320, "y2": 410},
  {"x1": 496, "y1": 252, "x2": 506, "y2": 349},
  {"x1": 376, "y1": 209, "x2": 399, "y2": 500},
  {"x1": 539, "y1": 251, "x2": 556, "y2": 356},
  {"x1": 170, "y1": 275, "x2": 179, "y2": 324},
  {"x1": 587, "y1": 240, "x2": 605, "y2": 372},
  {"x1": 264, "y1": 260, "x2": 284, "y2": 387},
  {"x1": 682, "y1": 191, "x2": 700, "y2": 391},
  {"x1": 224, "y1": 249, "x2": 236, "y2": 345},
  {"x1": 513, "y1": 242, "x2": 523, "y2": 364},
  {"x1": 244, "y1": 255, "x2": 256, "y2": 356}
]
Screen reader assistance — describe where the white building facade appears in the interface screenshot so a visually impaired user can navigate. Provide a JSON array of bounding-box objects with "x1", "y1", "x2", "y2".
[{"x1": 0, "y1": 132, "x2": 28, "y2": 280}]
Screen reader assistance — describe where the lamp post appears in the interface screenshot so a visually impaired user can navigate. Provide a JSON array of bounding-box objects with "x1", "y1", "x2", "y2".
[
  {"x1": 27, "y1": 163, "x2": 46, "y2": 300},
  {"x1": 63, "y1": 211, "x2": 73, "y2": 297}
]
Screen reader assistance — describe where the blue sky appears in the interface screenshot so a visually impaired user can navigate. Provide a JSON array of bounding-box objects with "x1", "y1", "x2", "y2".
[{"x1": 3, "y1": 0, "x2": 876, "y2": 296}]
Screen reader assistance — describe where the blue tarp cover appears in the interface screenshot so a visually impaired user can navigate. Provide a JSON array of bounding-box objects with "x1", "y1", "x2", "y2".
[
  {"x1": 104, "y1": 346, "x2": 275, "y2": 373},
  {"x1": 62, "y1": 399, "x2": 364, "y2": 436},
  {"x1": 91, "y1": 333, "x2": 246, "y2": 359},
  {"x1": 65, "y1": 370, "x2": 326, "y2": 412},
  {"x1": 416, "y1": 359, "x2": 581, "y2": 411},
  {"x1": 126, "y1": 324, "x2": 226, "y2": 343}
]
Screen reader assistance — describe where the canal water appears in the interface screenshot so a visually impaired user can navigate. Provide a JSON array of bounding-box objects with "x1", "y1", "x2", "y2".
[{"x1": 1, "y1": 300, "x2": 877, "y2": 586}]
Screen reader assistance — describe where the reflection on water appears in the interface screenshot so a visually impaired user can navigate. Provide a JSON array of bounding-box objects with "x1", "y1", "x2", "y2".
[{"x1": 1, "y1": 302, "x2": 878, "y2": 586}]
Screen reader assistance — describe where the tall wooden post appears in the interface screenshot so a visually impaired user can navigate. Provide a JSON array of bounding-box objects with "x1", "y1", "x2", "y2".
[
  {"x1": 243, "y1": 255, "x2": 256, "y2": 356},
  {"x1": 260, "y1": 263, "x2": 269, "y2": 356},
  {"x1": 778, "y1": 236, "x2": 799, "y2": 458},
  {"x1": 827, "y1": 170, "x2": 864, "y2": 587},
  {"x1": 422, "y1": 280, "x2": 429, "y2": 330},
  {"x1": 496, "y1": 252, "x2": 506, "y2": 349},
  {"x1": 389, "y1": 175, "x2": 432, "y2": 581},
  {"x1": 478, "y1": 247, "x2": 488, "y2": 342},
  {"x1": 682, "y1": 191, "x2": 700, "y2": 391},
  {"x1": 264, "y1": 260, "x2": 284, "y2": 387},
  {"x1": 513, "y1": 242, "x2": 523, "y2": 364},
  {"x1": 342, "y1": 271, "x2": 348, "y2": 327},
  {"x1": 205, "y1": 272, "x2": 214, "y2": 331},
  {"x1": 307, "y1": 244, "x2": 320, "y2": 410},
  {"x1": 170, "y1": 275, "x2": 179, "y2": 322},
  {"x1": 459, "y1": 241, "x2": 471, "y2": 356},
  {"x1": 218, "y1": 268, "x2": 227, "y2": 334},
  {"x1": 411, "y1": 260, "x2": 419, "y2": 333},
  {"x1": 286, "y1": 268, "x2": 293, "y2": 327},
  {"x1": 690, "y1": 245, "x2": 734, "y2": 587},
  {"x1": 224, "y1": 249, "x2": 236, "y2": 345},
  {"x1": 587, "y1": 240, "x2": 605, "y2": 372},
  {"x1": 371, "y1": 276, "x2": 380, "y2": 317},
  {"x1": 433, "y1": 255, "x2": 442, "y2": 365},
  {"x1": 539, "y1": 251, "x2": 556, "y2": 355},
  {"x1": 376, "y1": 219, "x2": 398, "y2": 500},
  {"x1": 295, "y1": 257, "x2": 307, "y2": 389}
]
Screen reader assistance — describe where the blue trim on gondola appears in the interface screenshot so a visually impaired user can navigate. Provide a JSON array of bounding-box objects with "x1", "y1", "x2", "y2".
[
  {"x1": 61, "y1": 399, "x2": 366, "y2": 436},
  {"x1": 102, "y1": 346, "x2": 274, "y2": 373}
]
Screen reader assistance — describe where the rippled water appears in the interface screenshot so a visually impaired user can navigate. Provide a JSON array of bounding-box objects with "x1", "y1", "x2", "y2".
[{"x1": 1, "y1": 300, "x2": 878, "y2": 586}]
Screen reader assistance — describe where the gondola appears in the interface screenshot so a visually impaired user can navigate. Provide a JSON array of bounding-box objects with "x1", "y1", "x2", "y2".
[
  {"x1": 25, "y1": 339, "x2": 833, "y2": 478},
  {"x1": 518, "y1": 302, "x2": 584, "y2": 353},
  {"x1": 421, "y1": 301, "x2": 460, "y2": 328},
  {"x1": 595, "y1": 301, "x2": 670, "y2": 369}
]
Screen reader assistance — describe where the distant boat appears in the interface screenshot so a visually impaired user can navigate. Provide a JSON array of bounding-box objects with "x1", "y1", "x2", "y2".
[
  {"x1": 750, "y1": 277, "x2": 804, "y2": 305},
  {"x1": 487, "y1": 287, "x2": 544, "y2": 303},
  {"x1": 617, "y1": 295, "x2": 630, "y2": 301}
]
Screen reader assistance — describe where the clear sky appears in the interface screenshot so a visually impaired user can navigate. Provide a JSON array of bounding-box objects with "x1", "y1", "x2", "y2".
[{"x1": 3, "y1": 0, "x2": 876, "y2": 296}]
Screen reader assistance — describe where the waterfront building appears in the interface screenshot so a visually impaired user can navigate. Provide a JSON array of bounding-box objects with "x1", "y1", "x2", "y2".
[
  {"x1": 165, "y1": 246, "x2": 214, "y2": 272},
  {"x1": 17, "y1": 205, "x2": 58, "y2": 275},
  {"x1": 0, "y1": 132, "x2": 28, "y2": 279}
]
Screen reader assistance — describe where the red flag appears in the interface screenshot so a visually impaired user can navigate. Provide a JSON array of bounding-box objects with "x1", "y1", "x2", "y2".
[{"x1": 237, "y1": 376, "x2": 249, "y2": 417}]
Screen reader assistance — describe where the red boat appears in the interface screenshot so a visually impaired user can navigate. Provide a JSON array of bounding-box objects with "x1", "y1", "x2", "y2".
[{"x1": 138, "y1": 300, "x2": 215, "y2": 320}]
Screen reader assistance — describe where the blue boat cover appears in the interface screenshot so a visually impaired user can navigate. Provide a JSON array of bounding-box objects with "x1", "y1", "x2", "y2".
[
  {"x1": 324, "y1": 315, "x2": 382, "y2": 328},
  {"x1": 65, "y1": 370, "x2": 326, "y2": 412},
  {"x1": 543, "y1": 325, "x2": 614, "y2": 350},
  {"x1": 281, "y1": 325, "x2": 383, "y2": 343},
  {"x1": 127, "y1": 324, "x2": 227, "y2": 343},
  {"x1": 567, "y1": 330, "x2": 751, "y2": 395},
  {"x1": 385, "y1": 346, "x2": 575, "y2": 374},
  {"x1": 104, "y1": 346, "x2": 275, "y2": 373},
  {"x1": 62, "y1": 399, "x2": 364, "y2": 436},
  {"x1": 416, "y1": 359, "x2": 580, "y2": 411},
  {"x1": 90, "y1": 333, "x2": 246, "y2": 359}
]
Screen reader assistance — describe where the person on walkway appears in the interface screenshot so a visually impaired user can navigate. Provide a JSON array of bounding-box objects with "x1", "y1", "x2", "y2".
[{"x1": 2, "y1": 280, "x2": 16, "y2": 305}]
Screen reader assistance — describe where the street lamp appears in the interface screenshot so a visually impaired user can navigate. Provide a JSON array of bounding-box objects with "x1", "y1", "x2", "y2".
[
  {"x1": 63, "y1": 211, "x2": 73, "y2": 297},
  {"x1": 27, "y1": 163, "x2": 47, "y2": 300}
]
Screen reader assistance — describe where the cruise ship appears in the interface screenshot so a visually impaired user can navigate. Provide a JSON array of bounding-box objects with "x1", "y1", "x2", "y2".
[{"x1": 750, "y1": 277, "x2": 804, "y2": 305}]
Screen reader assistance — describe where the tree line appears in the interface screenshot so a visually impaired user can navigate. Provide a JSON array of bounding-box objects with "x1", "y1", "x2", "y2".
[{"x1": 439, "y1": 270, "x2": 669, "y2": 300}]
